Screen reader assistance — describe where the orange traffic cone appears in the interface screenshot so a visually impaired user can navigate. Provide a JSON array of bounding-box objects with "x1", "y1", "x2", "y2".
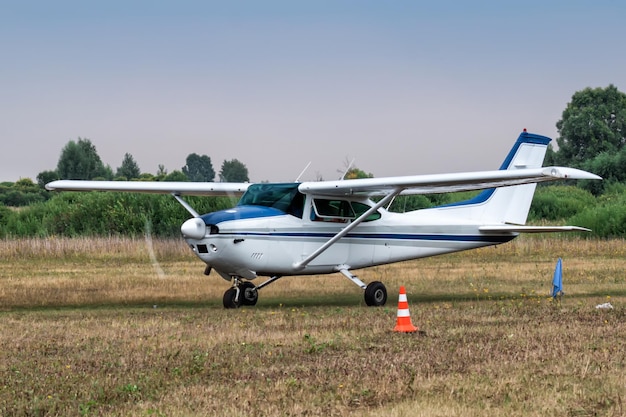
[{"x1": 393, "y1": 286, "x2": 418, "y2": 333}]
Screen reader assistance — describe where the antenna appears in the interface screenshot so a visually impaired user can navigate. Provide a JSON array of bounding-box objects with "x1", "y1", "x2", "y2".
[
  {"x1": 338, "y1": 158, "x2": 355, "y2": 180},
  {"x1": 295, "y1": 162, "x2": 312, "y2": 182}
]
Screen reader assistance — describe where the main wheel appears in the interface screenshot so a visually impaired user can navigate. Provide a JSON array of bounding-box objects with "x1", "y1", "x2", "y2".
[
  {"x1": 223, "y1": 287, "x2": 242, "y2": 309},
  {"x1": 240, "y1": 281, "x2": 258, "y2": 306},
  {"x1": 364, "y1": 281, "x2": 387, "y2": 306}
]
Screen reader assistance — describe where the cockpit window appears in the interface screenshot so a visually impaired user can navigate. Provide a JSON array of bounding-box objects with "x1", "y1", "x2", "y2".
[{"x1": 237, "y1": 183, "x2": 305, "y2": 218}]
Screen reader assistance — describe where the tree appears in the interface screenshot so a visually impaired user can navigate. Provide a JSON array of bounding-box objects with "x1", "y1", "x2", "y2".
[
  {"x1": 219, "y1": 159, "x2": 249, "y2": 182},
  {"x1": 100, "y1": 165, "x2": 114, "y2": 181},
  {"x1": 337, "y1": 157, "x2": 373, "y2": 180},
  {"x1": 164, "y1": 170, "x2": 188, "y2": 182},
  {"x1": 57, "y1": 138, "x2": 108, "y2": 180},
  {"x1": 15, "y1": 178, "x2": 36, "y2": 188},
  {"x1": 182, "y1": 153, "x2": 215, "y2": 182},
  {"x1": 344, "y1": 167, "x2": 373, "y2": 179},
  {"x1": 555, "y1": 85, "x2": 626, "y2": 166},
  {"x1": 36, "y1": 170, "x2": 59, "y2": 188},
  {"x1": 155, "y1": 164, "x2": 168, "y2": 181},
  {"x1": 116, "y1": 153, "x2": 141, "y2": 179},
  {"x1": 157, "y1": 164, "x2": 167, "y2": 176}
]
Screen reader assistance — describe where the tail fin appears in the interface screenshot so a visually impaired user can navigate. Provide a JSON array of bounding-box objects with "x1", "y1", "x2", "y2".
[{"x1": 436, "y1": 131, "x2": 551, "y2": 225}]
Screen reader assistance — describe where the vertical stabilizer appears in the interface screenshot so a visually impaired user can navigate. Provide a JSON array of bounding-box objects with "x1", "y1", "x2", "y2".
[{"x1": 434, "y1": 131, "x2": 551, "y2": 225}]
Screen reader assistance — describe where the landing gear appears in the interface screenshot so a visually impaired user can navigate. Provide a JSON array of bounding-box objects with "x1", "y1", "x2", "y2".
[
  {"x1": 338, "y1": 268, "x2": 387, "y2": 307},
  {"x1": 221, "y1": 271, "x2": 387, "y2": 308},
  {"x1": 222, "y1": 282, "x2": 257, "y2": 309},
  {"x1": 223, "y1": 287, "x2": 241, "y2": 309},
  {"x1": 222, "y1": 275, "x2": 281, "y2": 309},
  {"x1": 240, "y1": 281, "x2": 258, "y2": 306},
  {"x1": 364, "y1": 281, "x2": 387, "y2": 306}
]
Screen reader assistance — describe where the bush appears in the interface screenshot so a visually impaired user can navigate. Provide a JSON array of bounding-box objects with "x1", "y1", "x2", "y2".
[
  {"x1": 529, "y1": 185, "x2": 596, "y2": 221},
  {"x1": 0, "y1": 180, "x2": 49, "y2": 207},
  {"x1": 568, "y1": 185, "x2": 626, "y2": 238},
  {"x1": 0, "y1": 192, "x2": 237, "y2": 238},
  {"x1": 569, "y1": 203, "x2": 626, "y2": 238}
]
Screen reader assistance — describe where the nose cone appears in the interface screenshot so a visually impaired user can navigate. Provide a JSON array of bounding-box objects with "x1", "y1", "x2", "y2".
[{"x1": 181, "y1": 218, "x2": 206, "y2": 240}]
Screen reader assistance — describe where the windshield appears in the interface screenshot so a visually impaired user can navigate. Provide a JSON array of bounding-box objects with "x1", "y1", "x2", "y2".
[{"x1": 237, "y1": 183, "x2": 304, "y2": 217}]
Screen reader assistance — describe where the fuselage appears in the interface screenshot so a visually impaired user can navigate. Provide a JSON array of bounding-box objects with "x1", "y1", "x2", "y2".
[{"x1": 181, "y1": 184, "x2": 516, "y2": 281}]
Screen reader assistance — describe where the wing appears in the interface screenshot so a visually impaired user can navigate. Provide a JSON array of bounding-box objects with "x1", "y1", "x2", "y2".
[
  {"x1": 298, "y1": 167, "x2": 601, "y2": 197},
  {"x1": 45, "y1": 180, "x2": 251, "y2": 196}
]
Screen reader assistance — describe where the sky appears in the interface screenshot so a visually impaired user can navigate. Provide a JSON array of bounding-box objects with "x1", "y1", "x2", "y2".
[{"x1": 2, "y1": 1, "x2": 626, "y2": 183}]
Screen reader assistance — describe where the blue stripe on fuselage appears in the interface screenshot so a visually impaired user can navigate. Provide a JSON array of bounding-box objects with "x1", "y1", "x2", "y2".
[{"x1": 216, "y1": 231, "x2": 516, "y2": 244}]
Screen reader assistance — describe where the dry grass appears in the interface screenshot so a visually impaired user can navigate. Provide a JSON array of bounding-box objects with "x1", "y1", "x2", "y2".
[{"x1": 0, "y1": 236, "x2": 625, "y2": 416}]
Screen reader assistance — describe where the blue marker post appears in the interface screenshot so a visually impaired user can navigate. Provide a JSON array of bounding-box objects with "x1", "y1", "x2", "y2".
[{"x1": 551, "y1": 258, "x2": 564, "y2": 300}]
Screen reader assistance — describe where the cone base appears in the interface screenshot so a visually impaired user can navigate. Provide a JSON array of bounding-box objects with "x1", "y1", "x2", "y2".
[{"x1": 393, "y1": 324, "x2": 418, "y2": 333}]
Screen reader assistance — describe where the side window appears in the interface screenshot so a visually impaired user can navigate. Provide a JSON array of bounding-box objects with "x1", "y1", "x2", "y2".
[
  {"x1": 311, "y1": 199, "x2": 354, "y2": 222},
  {"x1": 311, "y1": 199, "x2": 380, "y2": 222}
]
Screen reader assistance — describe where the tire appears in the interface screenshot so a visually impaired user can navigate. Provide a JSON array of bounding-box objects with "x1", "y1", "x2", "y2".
[
  {"x1": 364, "y1": 281, "x2": 387, "y2": 307},
  {"x1": 240, "y1": 281, "x2": 258, "y2": 306},
  {"x1": 223, "y1": 288, "x2": 241, "y2": 309}
]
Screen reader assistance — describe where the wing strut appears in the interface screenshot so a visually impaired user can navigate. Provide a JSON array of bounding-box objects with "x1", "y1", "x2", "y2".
[
  {"x1": 172, "y1": 193, "x2": 200, "y2": 218},
  {"x1": 293, "y1": 190, "x2": 401, "y2": 270}
]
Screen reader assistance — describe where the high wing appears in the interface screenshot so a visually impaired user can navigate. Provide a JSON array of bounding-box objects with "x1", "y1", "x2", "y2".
[
  {"x1": 298, "y1": 166, "x2": 601, "y2": 197},
  {"x1": 45, "y1": 180, "x2": 251, "y2": 196}
]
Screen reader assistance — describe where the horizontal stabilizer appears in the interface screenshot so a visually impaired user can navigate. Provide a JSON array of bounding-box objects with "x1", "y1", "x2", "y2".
[{"x1": 479, "y1": 225, "x2": 591, "y2": 233}]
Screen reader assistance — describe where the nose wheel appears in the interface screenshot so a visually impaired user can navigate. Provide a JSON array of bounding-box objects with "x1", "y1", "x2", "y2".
[
  {"x1": 223, "y1": 287, "x2": 240, "y2": 309},
  {"x1": 223, "y1": 280, "x2": 259, "y2": 308}
]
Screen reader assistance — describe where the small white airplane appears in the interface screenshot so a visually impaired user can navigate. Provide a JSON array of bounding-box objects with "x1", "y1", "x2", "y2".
[{"x1": 46, "y1": 131, "x2": 600, "y2": 308}]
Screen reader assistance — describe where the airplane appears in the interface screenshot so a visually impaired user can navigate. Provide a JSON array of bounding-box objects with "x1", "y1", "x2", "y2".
[{"x1": 46, "y1": 130, "x2": 601, "y2": 308}]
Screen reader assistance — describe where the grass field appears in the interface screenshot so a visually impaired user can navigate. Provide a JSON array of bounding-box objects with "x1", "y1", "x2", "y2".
[{"x1": 0, "y1": 236, "x2": 625, "y2": 416}]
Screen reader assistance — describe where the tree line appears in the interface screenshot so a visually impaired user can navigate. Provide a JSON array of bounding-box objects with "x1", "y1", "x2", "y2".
[
  {"x1": 1, "y1": 85, "x2": 626, "y2": 238},
  {"x1": 35, "y1": 138, "x2": 250, "y2": 188},
  {"x1": 1, "y1": 139, "x2": 250, "y2": 207}
]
